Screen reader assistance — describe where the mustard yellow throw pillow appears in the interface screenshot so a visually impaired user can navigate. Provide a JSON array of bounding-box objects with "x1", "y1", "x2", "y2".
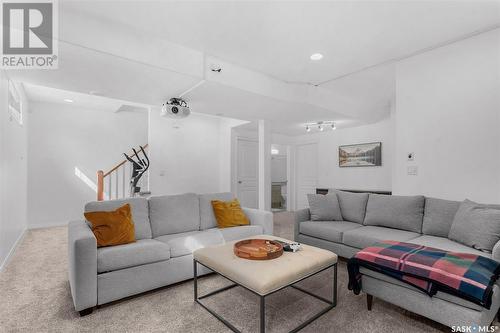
[
  {"x1": 211, "y1": 199, "x2": 250, "y2": 228},
  {"x1": 84, "y1": 204, "x2": 136, "y2": 247}
]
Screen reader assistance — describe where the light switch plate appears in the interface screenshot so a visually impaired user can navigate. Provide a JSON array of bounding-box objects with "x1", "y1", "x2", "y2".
[{"x1": 407, "y1": 166, "x2": 418, "y2": 176}]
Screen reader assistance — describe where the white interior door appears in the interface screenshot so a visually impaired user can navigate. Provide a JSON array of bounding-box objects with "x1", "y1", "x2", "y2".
[
  {"x1": 296, "y1": 143, "x2": 318, "y2": 209},
  {"x1": 236, "y1": 138, "x2": 258, "y2": 208}
]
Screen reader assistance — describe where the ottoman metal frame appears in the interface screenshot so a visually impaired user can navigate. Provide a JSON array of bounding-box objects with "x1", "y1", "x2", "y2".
[{"x1": 193, "y1": 259, "x2": 337, "y2": 333}]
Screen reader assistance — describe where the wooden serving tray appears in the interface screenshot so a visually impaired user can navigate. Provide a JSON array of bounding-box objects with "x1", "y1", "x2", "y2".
[{"x1": 234, "y1": 239, "x2": 284, "y2": 260}]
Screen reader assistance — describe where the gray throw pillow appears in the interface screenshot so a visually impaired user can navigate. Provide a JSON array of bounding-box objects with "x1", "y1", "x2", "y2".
[
  {"x1": 333, "y1": 190, "x2": 369, "y2": 224},
  {"x1": 363, "y1": 194, "x2": 425, "y2": 233},
  {"x1": 307, "y1": 193, "x2": 343, "y2": 221},
  {"x1": 422, "y1": 197, "x2": 460, "y2": 237},
  {"x1": 448, "y1": 199, "x2": 500, "y2": 253}
]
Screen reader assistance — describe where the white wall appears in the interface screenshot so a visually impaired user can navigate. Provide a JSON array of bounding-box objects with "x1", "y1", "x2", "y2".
[
  {"x1": 0, "y1": 74, "x2": 4, "y2": 268},
  {"x1": 294, "y1": 118, "x2": 393, "y2": 192},
  {"x1": 27, "y1": 102, "x2": 148, "y2": 228},
  {"x1": 393, "y1": 29, "x2": 500, "y2": 203},
  {"x1": 149, "y1": 109, "x2": 241, "y2": 195},
  {"x1": 0, "y1": 75, "x2": 29, "y2": 270},
  {"x1": 232, "y1": 122, "x2": 393, "y2": 209}
]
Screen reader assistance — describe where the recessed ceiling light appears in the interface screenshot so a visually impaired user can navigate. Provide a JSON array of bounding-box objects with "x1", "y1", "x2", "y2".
[
  {"x1": 64, "y1": 99, "x2": 74, "y2": 103},
  {"x1": 310, "y1": 53, "x2": 323, "y2": 61}
]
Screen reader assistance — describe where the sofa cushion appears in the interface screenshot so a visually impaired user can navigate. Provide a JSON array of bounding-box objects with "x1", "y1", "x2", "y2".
[
  {"x1": 154, "y1": 230, "x2": 199, "y2": 243},
  {"x1": 219, "y1": 225, "x2": 263, "y2": 242},
  {"x1": 364, "y1": 194, "x2": 425, "y2": 233},
  {"x1": 149, "y1": 193, "x2": 200, "y2": 237},
  {"x1": 97, "y1": 239, "x2": 170, "y2": 273},
  {"x1": 333, "y1": 190, "x2": 369, "y2": 224},
  {"x1": 407, "y1": 235, "x2": 491, "y2": 258},
  {"x1": 307, "y1": 193, "x2": 343, "y2": 221},
  {"x1": 359, "y1": 267, "x2": 484, "y2": 311},
  {"x1": 155, "y1": 229, "x2": 224, "y2": 258},
  {"x1": 300, "y1": 221, "x2": 362, "y2": 243},
  {"x1": 85, "y1": 197, "x2": 152, "y2": 240},
  {"x1": 84, "y1": 203, "x2": 136, "y2": 247},
  {"x1": 448, "y1": 200, "x2": 500, "y2": 253},
  {"x1": 342, "y1": 226, "x2": 420, "y2": 249},
  {"x1": 422, "y1": 197, "x2": 460, "y2": 237},
  {"x1": 199, "y1": 192, "x2": 233, "y2": 230}
]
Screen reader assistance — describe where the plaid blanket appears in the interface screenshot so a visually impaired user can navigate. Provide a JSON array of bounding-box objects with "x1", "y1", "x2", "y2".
[{"x1": 347, "y1": 240, "x2": 500, "y2": 309}]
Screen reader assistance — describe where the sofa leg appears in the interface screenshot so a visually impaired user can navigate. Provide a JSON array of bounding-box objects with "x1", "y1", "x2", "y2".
[
  {"x1": 367, "y1": 294, "x2": 373, "y2": 311},
  {"x1": 79, "y1": 308, "x2": 94, "y2": 316}
]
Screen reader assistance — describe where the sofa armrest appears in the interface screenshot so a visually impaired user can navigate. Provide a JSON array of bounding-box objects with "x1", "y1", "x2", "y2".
[
  {"x1": 68, "y1": 220, "x2": 97, "y2": 312},
  {"x1": 294, "y1": 208, "x2": 310, "y2": 241},
  {"x1": 493, "y1": 240, "x2": 500, "y2": 262},
  {"x1": 243, "y1": 207, "x2": 273, "y2": 235}
]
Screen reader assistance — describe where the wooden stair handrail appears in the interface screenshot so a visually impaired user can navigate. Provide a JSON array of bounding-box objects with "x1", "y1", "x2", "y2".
[
  {"x1": 96, "y1": 144, "x2": 148, "y2": 201},
  {"x1": 102, "y1": 144, "x2": 148, "y2": 177}
]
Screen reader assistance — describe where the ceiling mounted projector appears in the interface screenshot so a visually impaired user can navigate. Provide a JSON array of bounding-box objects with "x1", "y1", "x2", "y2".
[{"x1": 161, "y1": 98, "x2": 190, "y2": 118}]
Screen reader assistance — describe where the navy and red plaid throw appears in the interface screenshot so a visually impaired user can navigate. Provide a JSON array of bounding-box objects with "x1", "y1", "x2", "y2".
[{"x1": 347, "y1": 240, "x2": 500, "y2": 309}]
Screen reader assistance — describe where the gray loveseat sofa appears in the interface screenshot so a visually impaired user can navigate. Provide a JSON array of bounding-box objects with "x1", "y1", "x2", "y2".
[
  {"x1": 68, "y1": 192, "x2": 273, "y2": 315},
  {"x1": 295, "y1": 190, "x2": 500, "y2": 328}
]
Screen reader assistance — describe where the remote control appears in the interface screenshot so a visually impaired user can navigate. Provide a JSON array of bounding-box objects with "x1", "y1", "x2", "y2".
[{"x1": 273, "y1": 240, "x2": 301, "y2": 253}]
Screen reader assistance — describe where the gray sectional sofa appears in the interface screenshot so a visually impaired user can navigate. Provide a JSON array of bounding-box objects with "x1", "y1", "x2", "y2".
[
  {"x1": 295, "y1": 190, "x2": 500, "y2": 328},
  {"x1": 68, "y1": 192, "x2": 273, "y2": 315}
]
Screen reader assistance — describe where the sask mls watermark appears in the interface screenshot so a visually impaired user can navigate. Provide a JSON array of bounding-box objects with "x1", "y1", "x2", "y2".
[{"x1": 1, "y1": 0, "x2": 58, "y2": 69}]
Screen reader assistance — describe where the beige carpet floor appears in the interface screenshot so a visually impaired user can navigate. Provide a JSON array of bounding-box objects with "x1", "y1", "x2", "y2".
[{"x1": 0, "y1": 213, "x2": 454, "y2": 332}]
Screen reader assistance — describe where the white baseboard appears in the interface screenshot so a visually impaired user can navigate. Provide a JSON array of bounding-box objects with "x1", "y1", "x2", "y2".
[
  {"x1": 28, "y1": 221, "x2": 68, "y2": 230},
  {"x1": 0, "y1": 228, "x2": 27, "y2": 272},
  {"x1": 0, "y1": 222, "x2": 68, "y2": 271}
]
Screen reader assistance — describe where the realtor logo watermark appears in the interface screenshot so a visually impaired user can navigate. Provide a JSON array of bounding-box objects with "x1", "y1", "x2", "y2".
[{"x1": 1, "y1": 0, "x2": 58, "y2": 69}]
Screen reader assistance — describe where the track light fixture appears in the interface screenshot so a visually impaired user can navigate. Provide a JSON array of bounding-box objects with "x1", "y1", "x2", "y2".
[{"x1": 304, "y1": 121, "x2": 336, "y2": 133}]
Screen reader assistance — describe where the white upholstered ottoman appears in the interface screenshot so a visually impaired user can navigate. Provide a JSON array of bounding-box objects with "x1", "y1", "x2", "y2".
[{"x1": 193, "y1": 235, "x2": 338, "y2": 333}]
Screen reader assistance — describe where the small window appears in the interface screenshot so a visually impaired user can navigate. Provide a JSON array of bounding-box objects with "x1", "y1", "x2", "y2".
[{"x1": 8, "y1": 80, "x2": 22, "y2": 125}]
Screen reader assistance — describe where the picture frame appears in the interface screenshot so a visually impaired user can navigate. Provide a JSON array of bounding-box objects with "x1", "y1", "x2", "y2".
[{"x1": 339, "y1": 142, "x2": 382, "y2": 167}]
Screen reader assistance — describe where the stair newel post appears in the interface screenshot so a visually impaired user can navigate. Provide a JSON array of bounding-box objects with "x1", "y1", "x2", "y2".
[
  {"x1": 97, "y1": 170, "x2": 104, "y2": 201},
  {"x1": 96, "y1": 144, "x2": 148, "y2": 201}
]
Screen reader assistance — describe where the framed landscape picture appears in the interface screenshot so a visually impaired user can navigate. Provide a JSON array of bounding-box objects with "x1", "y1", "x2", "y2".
[{"x1": 339, "y1": 142, "x2": 382, "y2": 167}]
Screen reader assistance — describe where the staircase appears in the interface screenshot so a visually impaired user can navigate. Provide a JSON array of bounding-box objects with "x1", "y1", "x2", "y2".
[{"x1": 96, "y1": 144, "x2": 149, "y2": 201}]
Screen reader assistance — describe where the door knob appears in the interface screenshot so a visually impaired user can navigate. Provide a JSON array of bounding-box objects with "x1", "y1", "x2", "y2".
[{"x1": 238, "y1": 181, "x2": 242, "y2": 184}]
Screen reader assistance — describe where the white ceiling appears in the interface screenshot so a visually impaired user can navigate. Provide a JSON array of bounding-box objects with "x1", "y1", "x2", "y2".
[
  {"x1": 62, "y1": 0, "x2": 500, "y2": 84},
  {"x1": 182, "y1": 80, "x2": 363, "y2": 135},
  {"x1": 7, "y1": 1, "x2": 500, "y2": 135},
  {"x1": 9, "y1": 42, "x2": 200, "y2": 107},
  {"x1": 23, "y1": 83, "x2": 149, "y2": 112},
  {"x1": 320, "y1": 63, "x2": 396, "y2": 121}
]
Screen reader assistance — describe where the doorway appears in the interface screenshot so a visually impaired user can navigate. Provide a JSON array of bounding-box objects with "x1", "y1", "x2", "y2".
[
  {"x1": 271, "y1": 144, "x2": 288, "y2": 211},
  {"x1": 235, "y1": 138, "x2": 258, "y2": 208},
  {"x1": 295, "y1": 143, "x2": 318, "y2": 209}
]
